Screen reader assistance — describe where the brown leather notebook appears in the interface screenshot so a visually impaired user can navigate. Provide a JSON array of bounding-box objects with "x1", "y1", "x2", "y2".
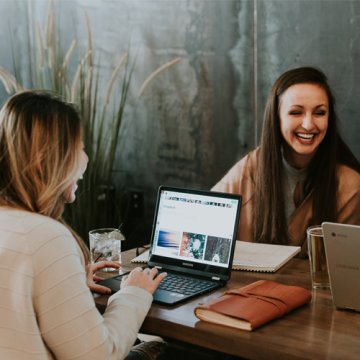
[{"x1": 194, "y1": 280, "x2": 312, "y2": 331}]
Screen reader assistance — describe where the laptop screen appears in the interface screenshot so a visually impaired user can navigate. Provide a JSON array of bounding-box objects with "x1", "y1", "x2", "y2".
[{"x1": 148, "y1": 186, "x2": 241, "y2": 278}]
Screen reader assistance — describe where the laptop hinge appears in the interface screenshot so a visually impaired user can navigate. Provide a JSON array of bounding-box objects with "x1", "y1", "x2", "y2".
[{"x1": 211, "y1": 276, "x2": 221, "y2": 281}]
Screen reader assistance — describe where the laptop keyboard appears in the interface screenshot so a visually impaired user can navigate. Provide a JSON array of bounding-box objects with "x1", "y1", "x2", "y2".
[{"x1": 158, "y1": 272, "x2": 218, "y2": 296}]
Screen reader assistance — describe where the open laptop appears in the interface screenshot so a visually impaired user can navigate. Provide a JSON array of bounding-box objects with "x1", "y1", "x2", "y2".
[
  {"x1": 322, "y1": 222, "x2": 360, "y2": 312},
  {"x1": 99, "y1": 186, "x2": 241, "y2": 305}
]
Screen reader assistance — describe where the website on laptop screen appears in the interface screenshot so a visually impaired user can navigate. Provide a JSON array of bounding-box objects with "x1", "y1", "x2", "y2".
[{"x1": 151, "y1": 189, "x2": 239, "y2": 268}]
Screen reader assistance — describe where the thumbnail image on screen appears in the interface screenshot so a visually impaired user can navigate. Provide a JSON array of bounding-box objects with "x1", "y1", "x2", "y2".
[
  {"x1": 179, "y1": 232, "x2": 206, "y2": 260},
  {"x1": 204, "y1": 236, "x2": 231, "y2": 264},
  {"x1": 155, "y1": 230, "x2": 181, "y2": 257}
]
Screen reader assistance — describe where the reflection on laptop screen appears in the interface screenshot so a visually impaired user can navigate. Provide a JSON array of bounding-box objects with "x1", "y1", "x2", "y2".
[{"x1": 151, "y1": 189, "x2": 239, "y2": 268}]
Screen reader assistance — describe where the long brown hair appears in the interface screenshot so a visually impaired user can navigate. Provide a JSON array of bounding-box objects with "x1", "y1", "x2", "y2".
[
  {"x1": 254, "y1": 67, "x2": 360, "y2": 244},
  {"x1": 0, "y1": 90, "x2": 90, "y2": 262}
]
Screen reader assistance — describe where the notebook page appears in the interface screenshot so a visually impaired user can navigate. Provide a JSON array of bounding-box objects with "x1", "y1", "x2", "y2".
[
  {"x1": 232, "y1": 241, "x2": 300, "y2": 272},
  {"x1": 131, "y1": 249, "x2": 150, "y2": 263}
]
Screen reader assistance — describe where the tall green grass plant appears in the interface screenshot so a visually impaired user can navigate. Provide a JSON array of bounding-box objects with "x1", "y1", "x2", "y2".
[{"x1": 0, "y1": 1, "x2": 180, "y2": 242}]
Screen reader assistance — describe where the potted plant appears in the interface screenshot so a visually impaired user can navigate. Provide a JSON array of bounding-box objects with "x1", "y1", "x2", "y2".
[{"x1": 0, "y1": 1, "x2": 180, "y2": 244}]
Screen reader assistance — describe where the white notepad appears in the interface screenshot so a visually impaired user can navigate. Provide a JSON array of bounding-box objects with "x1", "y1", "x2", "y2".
[
  {"x1": 131, "y1": 249, "x2": 150, "y2": 263},
  {"x1": 131, "y1": 241, "x2": 300, "y2": 273},
  {"x1": 232, "y1": 241, "x2": 300, "y2": 272}
]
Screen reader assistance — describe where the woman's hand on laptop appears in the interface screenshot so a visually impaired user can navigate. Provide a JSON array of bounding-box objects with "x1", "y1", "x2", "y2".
[
  {"x1": 121, "y1": 267, "x2": 167, "y2": 294},
  {"x1": 86, "y1": 261, "x2": 121, "y2": 294}
]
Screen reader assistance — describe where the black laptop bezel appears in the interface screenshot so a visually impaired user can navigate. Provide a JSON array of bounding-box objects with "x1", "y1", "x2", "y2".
[{"x1": 147, "y1": 185, "x2": 242, "y2": 281}]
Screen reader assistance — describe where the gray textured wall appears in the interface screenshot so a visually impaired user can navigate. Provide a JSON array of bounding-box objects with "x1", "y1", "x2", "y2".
[
  {"x1": 0, "y1": 0, "x2": 359, "y2": 229},
  {"x1": 256, "y1": 0, "x2": 360, "y2": 155}
]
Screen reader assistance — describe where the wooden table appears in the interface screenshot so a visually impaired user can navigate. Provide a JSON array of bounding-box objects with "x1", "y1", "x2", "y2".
[{"x1": 95, "y1": 249, "x2": 360, "y2": 359}]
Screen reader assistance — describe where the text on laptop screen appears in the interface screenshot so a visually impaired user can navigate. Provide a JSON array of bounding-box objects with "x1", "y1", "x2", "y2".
[{"x1": 151, "y1": 190, "x2": 239, "y2": 268}]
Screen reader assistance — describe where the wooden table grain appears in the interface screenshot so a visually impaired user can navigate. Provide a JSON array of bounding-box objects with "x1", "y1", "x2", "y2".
[{"x1": 95, "y1": 249, "x2": 360, "y2": 359}]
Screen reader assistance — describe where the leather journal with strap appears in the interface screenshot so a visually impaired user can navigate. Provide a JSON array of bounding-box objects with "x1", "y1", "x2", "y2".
[{"x1": 194, "y1": 280, "x2": 312, "y2": 331}]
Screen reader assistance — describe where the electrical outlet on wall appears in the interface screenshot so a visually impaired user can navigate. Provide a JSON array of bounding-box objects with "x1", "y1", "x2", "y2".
[
  {"x1": 127, "y1": 189, "x2": 144, "y2": 218},
  {"x1": 120, "y1": 188, "x2": 149, "y2": 251},
  {"x1": 120, "y1": 188, "x2": 144, "y2": 220}
]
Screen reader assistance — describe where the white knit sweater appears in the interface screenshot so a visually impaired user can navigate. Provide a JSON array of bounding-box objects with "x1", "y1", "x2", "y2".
[{"x1": 0, "y1": 208, "x2": 152, "y2": 359}]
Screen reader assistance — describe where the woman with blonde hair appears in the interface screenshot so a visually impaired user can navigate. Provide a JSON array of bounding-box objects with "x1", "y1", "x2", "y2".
[
  {"x1": 0, "y1": 90, "x2": 166, "y2": 359},
  {"x1": 213, "y1": 67, "x2": 360, "y2": 256}
]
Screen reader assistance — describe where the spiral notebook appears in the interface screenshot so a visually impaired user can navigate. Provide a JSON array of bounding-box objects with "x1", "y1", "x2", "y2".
[
  {"x1": 132, "y1": 241, "x2": 300, "y2": 273},
  {"x1": 232, "y1": 241, "x2": 300, "y2": 272},
  {"x1": 131, "y1": 249, "x2": 151, "y2": 263}
]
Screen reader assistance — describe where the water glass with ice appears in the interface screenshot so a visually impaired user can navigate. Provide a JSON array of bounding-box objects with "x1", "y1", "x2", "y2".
[{"x1": 89, "y1": 228, "x2": 125, "y2": 272}]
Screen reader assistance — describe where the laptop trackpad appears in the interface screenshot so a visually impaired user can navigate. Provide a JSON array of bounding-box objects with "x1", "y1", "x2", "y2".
[
  {"x1": 97, "y1": 273, "x2": 130, "y2": 293},
  {"x1": 153, "y1": 289, "x2": 186, "y2": 305}
]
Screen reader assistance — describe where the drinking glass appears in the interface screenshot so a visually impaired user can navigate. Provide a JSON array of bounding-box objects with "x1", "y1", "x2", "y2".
[
  {"x1": 89, "y1": 228, "x2": 125, "y2": 272},
  {"x1": 307, "y1": 226, "x2": 330, "y2": 289}
]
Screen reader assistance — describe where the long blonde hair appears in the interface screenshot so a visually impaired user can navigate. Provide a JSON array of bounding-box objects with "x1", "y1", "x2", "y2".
[{"x1": 0, "y1": 90, "x2": 90, "y2": 262}]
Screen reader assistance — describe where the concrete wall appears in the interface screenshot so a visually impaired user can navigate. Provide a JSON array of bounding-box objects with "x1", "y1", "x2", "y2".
[
  {"x1": 256, "y1": 0, "x2": 360, "y2": 155},
  {"x1": 0, "y1": 0, "x2": 359, "y2": 231}
]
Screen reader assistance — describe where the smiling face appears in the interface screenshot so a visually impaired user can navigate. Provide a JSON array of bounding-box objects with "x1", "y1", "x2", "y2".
[{"x1": 279, "y1": 83, "x2": 329, "y2": 169}]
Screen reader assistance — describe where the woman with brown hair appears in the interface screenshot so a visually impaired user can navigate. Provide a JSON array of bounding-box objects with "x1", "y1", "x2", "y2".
[
  {"x1": 213, "y1": 67, "x2": 360, "y2": 256},
  {"x1": 0, "y1": 90, "x2": 166, "y2": 359}
]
